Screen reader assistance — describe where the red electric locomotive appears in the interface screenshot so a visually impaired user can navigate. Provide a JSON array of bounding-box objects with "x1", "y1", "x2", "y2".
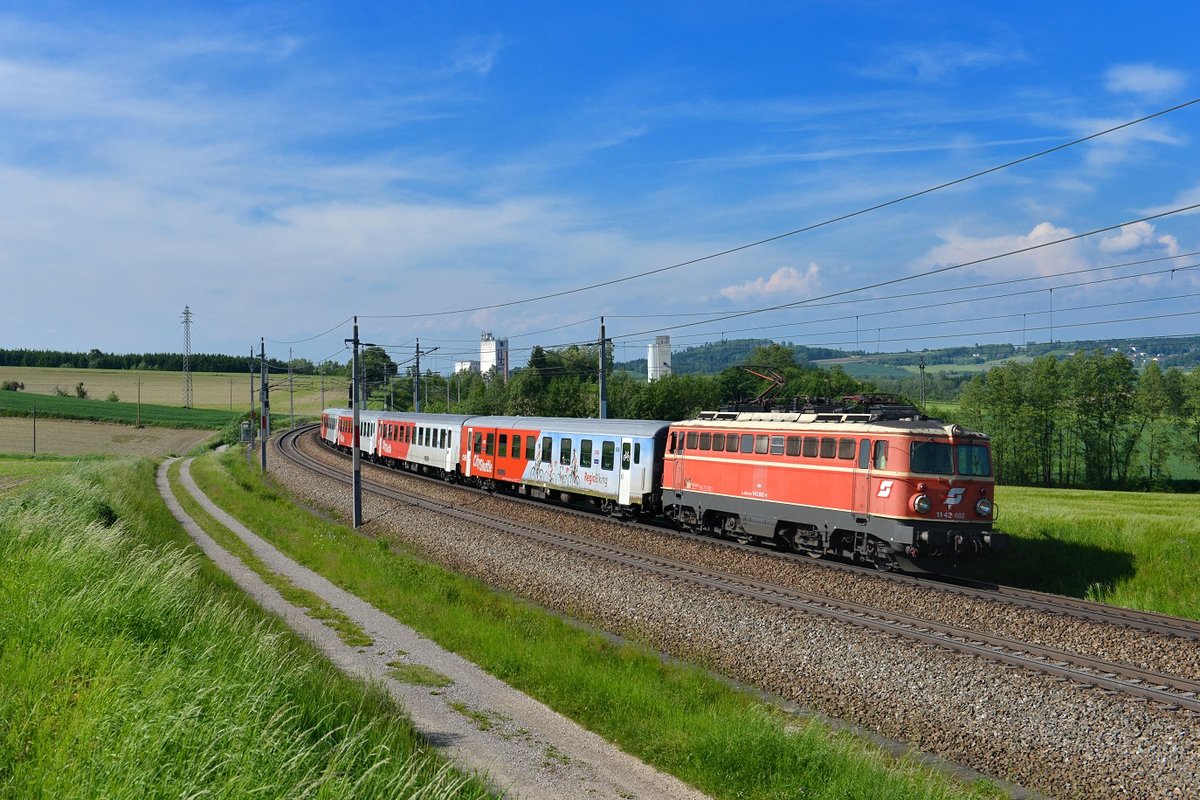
[{"x1": 660, "y1": 403, "x2": 1003, "y2": 570}]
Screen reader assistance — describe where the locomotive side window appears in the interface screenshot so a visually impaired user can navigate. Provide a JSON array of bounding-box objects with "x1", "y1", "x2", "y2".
[
  {"x1": 541, "y1": 436, "x2": 552, "y2": 462},
  {"x1": 699, "y1": 432, "x2": 712, "y2": 450},
  {"x1": 819, "y1": 437, "x2": 836, "y2": 458},
  {"x1": 910, "y1": 441, "x2": 953, "y2": 474},
  {"x1": 838, "y1": 438, "x2": 856, "y2": 460},
  {"x1": 956, "y1": 444, "x2": 992, "y2": 476},
  {"x1": 669, "y1": 432, "x2": 678, "y2": 453},
  {"x1": 786, "y1": 436, "x2": 801, "y2": 457},
  {"x1": 803, "y1": 437, "x2": 819, "y2": 458},
  {"x1": 859, "y1": 439, "x2": 870, "y2": 469},
  {"x1": 499, "y1": 434, "x2": 508, "y2": 458},
  {"x1": 740, "y1": 434, "x2": 754, "y2": 454},
  {"x1": 726, "y1": 433, "x2": 739, "y2": 451},
  {"x1": 711, "y1": 433, "x2": 724, "y2": 452},
  {"x1": 755, "y1": 435, "x2": 769, "y2": 454},
  {"x1": 770, "y1": 436, "x2": 785, "y2": 455},
  {"x1": 560, "y1": 438, "x2": 572, "y2": 465},
  {"x1": 873, "y1": 440, "x2": 888, "y2": 469},
  {"x1": 686, "y1": 432, "x2": 698, "y2": 450},
  {"x1": 581, "y1": 439, "x2": 593, "y2": 466},
  {"x1": 602, "y1": 441, "x2": 615, "y2": 470}
]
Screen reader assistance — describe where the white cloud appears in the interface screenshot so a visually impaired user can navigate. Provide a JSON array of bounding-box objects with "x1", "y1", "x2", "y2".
[
  {"x1": 1105, "y1": 63, "x2": 1186, "y2": 98},
  {"x1": 920, "y1": 222, "x2": 1087, "y2": 279},
  {"x1": 1099, "y1": 221, "x2": 1180, "y2": 256},
  {"x1": 719, "y1": 263, "x2": 821, "y2": 301}
]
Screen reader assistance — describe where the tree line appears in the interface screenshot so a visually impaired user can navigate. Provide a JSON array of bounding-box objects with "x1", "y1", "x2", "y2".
[{"x1": 954, "y1": 350, "x2": 1200, "y2": 489}]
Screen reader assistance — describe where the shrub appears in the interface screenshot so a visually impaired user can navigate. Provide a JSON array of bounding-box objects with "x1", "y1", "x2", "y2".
[
  {"x1": 1, "y1": 380, "x2": 23, "y2": 391},
  {"x1": 54, "y1": 385, "x2": 69, "y2": 397},
  {"x1": 106, "y1": 392, "x2": 120, "y2": 402},
  {"x1": 75, "y1": 382, "x2": 88, "y2": 399}
]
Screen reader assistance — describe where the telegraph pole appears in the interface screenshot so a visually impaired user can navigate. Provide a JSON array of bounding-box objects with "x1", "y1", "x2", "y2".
[
  {"x1": 918, "y1": 355, "x2": 927, "y2": 409},
  {"x1": 345, "y1": 318, "x2": 363, "y2": 527},
  {"x1": 181, "y1": 306, "x2": 193, "y2": 408},
  {"x1": 259, "y1": 338, "x2": 269, "y2": 472},
  {"x1": 288, "y1": 347, "x2": 294, "y2": 430},
  {"x1": 414, "y1": 338, "x2": 421, "y2": 412},
  {"x1": 598, "y1": 317, "x2": 608, "y2": 419}
]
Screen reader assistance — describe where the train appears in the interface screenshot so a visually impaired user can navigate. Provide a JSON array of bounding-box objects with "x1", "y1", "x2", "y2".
[{"x1": 320, "y1": 400, "x2": 1004, "y2": 571}]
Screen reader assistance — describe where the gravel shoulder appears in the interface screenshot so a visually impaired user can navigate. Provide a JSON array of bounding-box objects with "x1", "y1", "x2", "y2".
[{"x1": 159, "y1": 458, "x2": 710, "y2": 800}]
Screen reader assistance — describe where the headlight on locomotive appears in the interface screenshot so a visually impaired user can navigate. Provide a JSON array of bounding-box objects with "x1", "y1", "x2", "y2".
[
  {"x1": 975, "y1": 497, "x2": 993, "y2": 517},
  {"x1": 911, "y1": 494, "x2": 931, "y2": 514}
]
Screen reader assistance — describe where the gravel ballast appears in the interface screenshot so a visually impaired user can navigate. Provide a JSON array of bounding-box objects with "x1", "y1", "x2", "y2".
[{"x1": 275, "y1": 436, "x2": 1200, "y2": 799}]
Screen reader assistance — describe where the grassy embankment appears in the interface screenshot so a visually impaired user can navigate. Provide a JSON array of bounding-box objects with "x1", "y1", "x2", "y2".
[
  {"x1": 991, "y1": 485, "x2": 1200, "y2": 619},
  {"x1": 190, "y1": 449, "x2": 1005, "y2": 800},
  {"x1": 0, "y1": 458, "x2": 495, "y2": 799}
]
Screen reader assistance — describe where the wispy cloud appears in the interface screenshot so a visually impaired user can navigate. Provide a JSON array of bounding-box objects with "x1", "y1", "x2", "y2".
[
  {"x1": 856, "y1": 41, "x2": 1028, "y2": 84},
  {"x1": 1099, "y1": 221, "x2": 1179, "y2": 256},
  {"x1": 1104, "y1": 63, "x2": 1186, "y2": 98}
]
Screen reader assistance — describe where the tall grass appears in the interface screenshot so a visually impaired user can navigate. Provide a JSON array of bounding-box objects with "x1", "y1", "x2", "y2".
[
  {"x1": 991, "y1": 485, "x2": 1200, "y2": 619},
  {"x1": 0, "y1": 461, "x2": 494, "y2": 799},
  {"x1": 191, "y1": 451, "x2": 1005, "y2": 800}
]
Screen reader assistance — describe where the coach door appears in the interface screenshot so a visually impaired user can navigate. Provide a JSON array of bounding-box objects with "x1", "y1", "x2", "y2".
[
  {"x1": 618, "y1": 438, "x2": 633, "y2": 506},
  {"x1": 464, "y1": 427, "x2": 474, "y2": 477},
  {"x1": 852, "y1": 438, "x2": 871, "y2": 519}
]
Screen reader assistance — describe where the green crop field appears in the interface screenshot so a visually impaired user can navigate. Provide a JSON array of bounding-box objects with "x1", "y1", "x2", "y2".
[{"x1": 0, "y1": 386, "x2": 237, "y2": 429}]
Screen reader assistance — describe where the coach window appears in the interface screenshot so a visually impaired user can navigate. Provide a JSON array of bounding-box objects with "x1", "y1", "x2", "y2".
[
  {"x1": 485, "y1": 433, "x2": 495, "y2": 456},
  {"x1": 602, "y1": 441, "x2": 615, "y2": 470},
  {"x1": 838, "y1": 438, "x2": 856, "y2": 460},
  {"x1": 873, "y1": 440, "x2": 889, "y2": 469},
  {"x1": 580, "y1": 439, "x2": 593, "y2": 466},
  {"x1": 755, "y1": 435, "x2": 769, "y2": 454},
  {"x1": 803, "y1": 436, "x2": 819, "y2": 458},
  {"x1": 472, "y1": 432, "x2": 481, "y2": 455},
  {"x1": 786, "y1": 436, "x2": 801, "y2": 457},
  {"x1": 541, "y1": 436, "x2": 552, "y2": 463},
  {"x1": 527, "y1": 436, "x2": 537, "y2": 460},
  {"x1": 499, "y1": 434, "x2": 508, "y2": 458},
  {"x1": 622, "y1": 443, "x2": 631, "y2": 469},
  {"x1": 686, "y1": 431, "x2": 698, "y2": 450},
  {"x1": 859, "y1": 439, "x2": 871, "y2": 469},
  {"x1": 699, "y1": 432, "x2": 711, "y2": 450},
  {"x1": 739, "y1": 434, "x2": 753, "y2": 454},
  {"x1": 770, "y1": 436, "x2": 785, "y2": 455},
  {"x1": 560, "y1": 438, "x2": 573, "y2": 465},
  {"x1": 512, "y1": 435, "x2": 521, "y2": 458},
  {"x1": 442, "y1": 430, "x2": 449, "y2": 449},
  {"x1": 634, "y1": 443, "x2": 641, "y2": 464},
  {"x1": 819, "y1": 437, "x2": 836, "y2": 458}
]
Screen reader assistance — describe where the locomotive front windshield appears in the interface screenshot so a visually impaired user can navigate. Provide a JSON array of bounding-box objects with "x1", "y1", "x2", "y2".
[
  {"x1": 910, "y1": 441, "x2": 953, "y2": 474},
  {"x1": 956, "y1": 443, "x2": 992, "y2": 476},
  {"x1": 909, "y1": 440, "x2": 992, "y2": 476}
]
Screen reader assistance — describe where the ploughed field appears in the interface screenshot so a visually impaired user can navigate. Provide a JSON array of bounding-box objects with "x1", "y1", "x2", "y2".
[{"x1": 0, "y1": 417, "x2": 213, "y2": 457}]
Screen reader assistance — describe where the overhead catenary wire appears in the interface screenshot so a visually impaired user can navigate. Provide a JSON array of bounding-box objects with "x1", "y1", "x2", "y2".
[{"x1": 350, "y1": 97, "x2": 1200, "y2": 322}]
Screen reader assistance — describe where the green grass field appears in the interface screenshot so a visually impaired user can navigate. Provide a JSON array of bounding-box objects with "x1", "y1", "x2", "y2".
[
  {"x1": 0, "y1": 458, "x2": 493, "y2": 799},
  {"x1": 0, "y1": 385, "x2": 238, "y2": 429},
  {"x1": 990, "y1": 485, "x2": 1200, "y2": 619}
]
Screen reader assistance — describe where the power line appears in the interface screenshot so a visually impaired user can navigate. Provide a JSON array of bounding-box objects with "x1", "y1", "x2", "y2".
[{"x1": 353, "y1": 97, "x2": 1200, "y2": 321}]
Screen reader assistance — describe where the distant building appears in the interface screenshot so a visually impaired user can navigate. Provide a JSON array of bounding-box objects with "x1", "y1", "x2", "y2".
[
  {"x1": 454, "y1": 360, "x2": 480, "y2": 374},
  {"x1": 480, "y1": 332, "x2": 509, "y2": 381},
  {"x1": 648, "y1": 335, "x2": 672, "y2": 382}
]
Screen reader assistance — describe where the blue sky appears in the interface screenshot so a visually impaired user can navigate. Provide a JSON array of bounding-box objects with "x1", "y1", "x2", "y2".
[{"x1": 2, "y1": 1, "x2": 1198, "y2": 372}]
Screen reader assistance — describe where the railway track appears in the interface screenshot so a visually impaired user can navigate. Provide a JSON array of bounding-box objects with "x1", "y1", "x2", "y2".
[{"x1": 277, "y1": 424, "x2": 1200, "y2": 713}]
